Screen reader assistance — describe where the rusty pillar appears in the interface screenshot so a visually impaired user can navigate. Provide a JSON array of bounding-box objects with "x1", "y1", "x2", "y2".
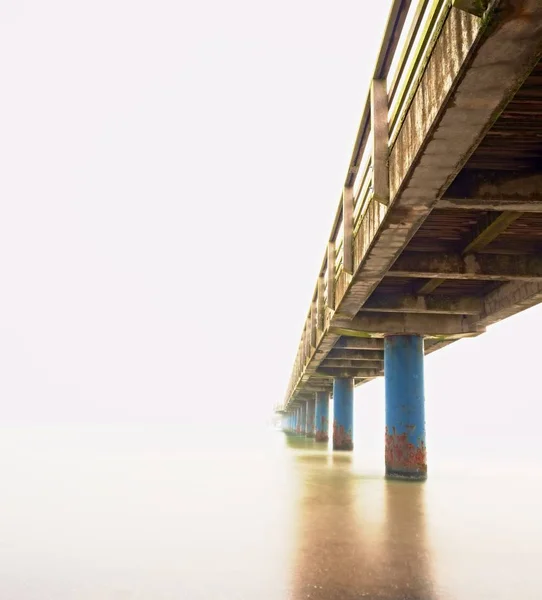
[
  {"x1": 315, "y1": 391, "x2": 330, "y2": 442},
  {"x1": 384, "y1": 335, "x2": 427, "y2": 480},
  {"x1": 333, "y1": 378, "x2": 354, "y2": 451},
  {"x1": 299, "y1": 402, "x2": 307, "y2": 435},
  {"x1": 306, "y1": 397, "x2": 316, "y2": 437}
]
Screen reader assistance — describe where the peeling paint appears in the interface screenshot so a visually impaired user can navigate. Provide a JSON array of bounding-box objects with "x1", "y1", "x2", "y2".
[
  {"x1": 333, "y1": 422, "x2": 353, "y2": 451},
  {"x1": 385, "y1": 426, "x2": 427, "y2": 479},
  {"x1": 315, "y1": 415, "x2": 329, "y2": 442}
]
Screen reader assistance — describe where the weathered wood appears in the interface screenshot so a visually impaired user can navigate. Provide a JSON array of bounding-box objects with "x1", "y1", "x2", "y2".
[
  {"x1": 343, "y1": 187, "x2": 354, "y2": 274},
  {"x1": 462, "y1": 212, "x2": 523, "y2": 255},
  {"x1": 437, "y1": 197, "x2": 542, "y2": 212},
  {"x1": 327, "y1": 242, "x2": 336, "y2": 311},
  {"x1": 317, "y1": 276, "x2": 325, "y2": 333},
  {"x1": 361, "y1": 294, "x2": 482, "y2": 314},
  {"x1": 327, "y1": 349, "x2": 384, "y2": 360},
  {"x1": 322, "y1": 359, "x2": 383, "y2": 370},
  {"x1": 452, "y1": 0, "x2": 486, "y2": 17},
  {"x1": 370, "y1": 79, "x2": 389, "y2": 206},
  {"x1": 331, "y1": 312, "x2": 484, "y2": 337},
  {"x1": 391, "y1": 252, "x2": 542, "y2": 280},
  {"x1": 334, "y1": 338, "x2": 384, "y2": 350},
  {"x1": 310, "y1": 300, "x2": 317, "y2": 347},
  {"x1": 317, "y1": 367, "x2": 382, "y2": 378}
]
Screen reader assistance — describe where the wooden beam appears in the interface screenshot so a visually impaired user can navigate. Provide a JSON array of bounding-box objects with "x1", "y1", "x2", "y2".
[
  {"x1": 452, "y1": 0, "x2": 487, "y2": 17},
  {"x1": 361, "y1": 294, "x2": 482, "y2": 314},
  {"x1": 391, "y1": 252, "x2": 542, "y2": 280},
  {"x1": 462, "y1": 211, "x2": 523, "y2": 254},
  {"x1": 331, "y1": 312, "x2": 484, "y2": 337},
  {"x1": 371, "y1": 79, "x2": 389, "y2": 205},
  {"x1": 322, "y1": 359, "x2": 383, "y2": 370},
  {"x1": 343, "y1": 186, "x2": 354, "y2": 274},
  {"x1": 317, "y1": 367, "x2": 382, "y2": 378},
  {"x1": 417, "y1": 211, "x2": 522, "y2": 295},
  {"x1": 327, "y1": 242, "x2": 335, "y2": 311},
  {"x1": 334, "y1": 338, "x2": 384, "y2": 350},
  {"x1": 327, "y1": 349, "x2": 384, "y2": 360},
  {"x1": 437, "y1": 197, "x2": 542, "y2": 212}
]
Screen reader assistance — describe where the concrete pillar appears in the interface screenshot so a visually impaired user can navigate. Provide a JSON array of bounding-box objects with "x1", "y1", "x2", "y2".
[
  {"x1": 295, "y1": 408, "x2": 300, "y2": 434},
  {"x1": 306, "y1": 397, "x2": 316, "y2": 437},
  {"x1": 384, "y1": 335, "x2": 427, "y2": 480},
  {"x1": 299, "y1": 402, "x2": 307, "y2": 435},
  {"x1": 315, "y1": 391, "x2": 330, "y2": 442},
  {"x1": 333, "y1": 378, "x2": 354, "y2": 451}
]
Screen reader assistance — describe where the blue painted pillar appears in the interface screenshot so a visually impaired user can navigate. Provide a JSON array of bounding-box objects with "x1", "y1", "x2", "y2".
[
  {"x1": 295, "y1": 408, "x2": 300, "y2": 434},
  {"x1": 384, "y1": 335, "x2": 427, "y2": 480},
  {"x1": 333, "y1": 378, "x2": 354, "y2": 451},
  {"x1": 315, "y1": 391, "x2": 330, "y2": 442},
  {"x1": 306, "y1": 398, "x2": 316, "y2": 437},
  {"x1": 299, "y1": 402, "x2": 307, "y2": 435}
]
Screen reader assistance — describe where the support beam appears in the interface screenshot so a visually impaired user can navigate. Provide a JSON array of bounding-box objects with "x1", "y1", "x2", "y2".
[
  {"x1": 462, "y1": 211, "x2": 523, "y2": 255},
  {"x1": 361, "y1": 294, "x2": 482, "y2": 314},
  {"x1": 306, "y1": 397, "x2": 316, "y2": 437},
  {"x1": 333, "y1": 378, "x2": 354, "y2": 451},
  {"x1": 391, "y1": 252, "x2": 542, "y2": 281},
  {"x1": 384, "y1": 335, "x2": 427, "y2": 480},
  {"x1": 331, "y1": 312, "x2": 483, "y2": 337},
  {"x1": 322, "y1": 359, "x2": 383, "y2": 370},
  {"x1": 315, "y1": 391, "x2": 330, "y2": 442},
  {"x1": 334, "y1": 338, "x2": 384, "y2": 350},
  {"x1": 327, "y1": 349, "x2": 384, "y2": 361},
  {"x1": 299, "y1": 402, "x2": 307, "y2": 435},
  {"x1": 318, "y1": 367, "x2": 382, "y2": 379},
  {"x1": 417, "y1": 212, "x2": 523, "y2": 294},
  {"x1": 371, "y1": 78, "x2": 389, "y2": 205},
  {"x1": 437, "y1": 197, "x2": 542, "y2": 212},
  {"x1": 452, "y1": 0, "x2": 487, "y2": 17}
]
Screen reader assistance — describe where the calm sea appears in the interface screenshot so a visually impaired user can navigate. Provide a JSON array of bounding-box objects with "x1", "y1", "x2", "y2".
[{"x1": 0, "y1": 424, "x2": 541, "y2": 599}]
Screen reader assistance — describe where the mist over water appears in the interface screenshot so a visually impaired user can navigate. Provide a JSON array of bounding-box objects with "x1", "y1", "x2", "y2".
[{"x1": 1, "y1": 422, "x2": 541, "y2": 599}]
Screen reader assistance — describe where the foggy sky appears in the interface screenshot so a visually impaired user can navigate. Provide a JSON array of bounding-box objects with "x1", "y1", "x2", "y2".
[{"x1": 1, "y1": 0, "x2": 541, "y2": 467}]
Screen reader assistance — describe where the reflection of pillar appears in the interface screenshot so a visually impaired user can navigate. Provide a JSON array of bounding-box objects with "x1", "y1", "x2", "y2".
[
  {"x1": 333, "y1": 378, "x2": 353, "y2": 451},
  {"x1": 299, "y1": 402, "x2": 307, "y2": 435},
  {"x1": 380, "y1": 481, "x2": 435, "y2": 598},
  {"x1": 384, "y1": 335, "x2": 427, "y2": 480},
  {"x1": 315, "y1": 391, "x2": 329, "y2": 442},
  {"x1": 305, "y1": 398, "x2": 316, "y2": 437},
  {"x1": 288, "y1": 455, "x2": 436, "y2": 599}
]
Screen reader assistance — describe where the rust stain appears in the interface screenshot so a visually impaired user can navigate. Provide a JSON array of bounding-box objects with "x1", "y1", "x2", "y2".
[
  {"x1": 315, "y1": 416, "x2": 329, "y2": 442},
  {"x1": 385, "y1": 426, "x2": 427, "y2": 477},
  {"x1": 333, "y1": 421, "x2": 353, "y2": 451}
]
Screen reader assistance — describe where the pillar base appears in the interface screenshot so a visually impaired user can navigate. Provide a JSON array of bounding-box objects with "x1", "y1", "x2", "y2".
[
  {"x1": 386, "y1": 468, "x2": 427, "y2": 481},
  {"x1": 315, "y1": 432, "x2": 328, "y2": 443},
  {"x1": 306, "y1": 432, "x2": 315, "y2": 438},
  {"x1": 333, "y1": 423, "x2": 353, "y2": 451}
]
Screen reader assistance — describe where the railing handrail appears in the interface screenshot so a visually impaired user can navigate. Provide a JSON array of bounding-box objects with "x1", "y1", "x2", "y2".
[{"x1": 283, "y1": 0, "x2": 452, "y2": 407}]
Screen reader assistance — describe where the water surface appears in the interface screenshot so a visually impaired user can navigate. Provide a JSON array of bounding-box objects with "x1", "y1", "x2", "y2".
[{"x1": 0, "y1": 425, "x2": 541, "y2": 599}]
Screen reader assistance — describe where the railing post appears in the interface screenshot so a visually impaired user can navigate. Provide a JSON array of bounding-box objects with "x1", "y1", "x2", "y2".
[
  {"x1": 327, "y1": 241, "x2": 336, "y2": 311},
  {"x1": 371, "y1": 78, "x2": 389, "y2": 206},
  {"x1": 310, "y1": 298, "x2": 317, "y2": 347},
  {"x1": 343, "y1": 186, "x2": 354, "y2": 274},
  {"x1": 317, "y1": 275, "x2": 325, "y2": 334}
]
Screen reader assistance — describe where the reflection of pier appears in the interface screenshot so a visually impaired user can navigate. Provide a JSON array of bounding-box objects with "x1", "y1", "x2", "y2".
[{"x1": 287, "y1": 443, "x2": 436, "y2": 599}]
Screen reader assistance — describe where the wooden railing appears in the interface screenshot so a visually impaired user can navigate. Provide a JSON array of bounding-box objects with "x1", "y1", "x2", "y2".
[{"x1": 282, "y1": 0, "x2": 454, "y2": 409}]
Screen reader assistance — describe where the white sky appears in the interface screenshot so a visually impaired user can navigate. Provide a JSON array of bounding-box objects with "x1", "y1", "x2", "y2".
[{"x1": 1, "y1": 0, "x2": 541, "y2": 464}]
